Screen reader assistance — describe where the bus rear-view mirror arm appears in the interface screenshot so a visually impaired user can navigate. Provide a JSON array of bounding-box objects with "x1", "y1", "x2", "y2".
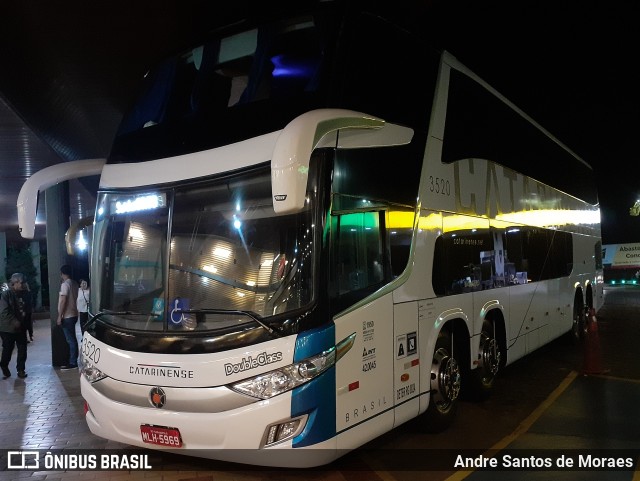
[
  {"x1": 271, "y1": 109, "x2": 384, "y2": 215},
  {"x1": 17, "y1": 158, "x2": 106, "y2": 239}
]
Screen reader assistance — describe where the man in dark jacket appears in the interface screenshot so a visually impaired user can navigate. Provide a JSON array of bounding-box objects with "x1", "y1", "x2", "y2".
[{"x1": 0, "y1": 273, "x2": 28, "y2": 379}]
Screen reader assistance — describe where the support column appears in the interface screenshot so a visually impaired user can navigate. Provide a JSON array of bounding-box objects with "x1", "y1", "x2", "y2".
[
  {"x1": 45, "y1": 182, "x2": 71, "y2": 367},
  {"x1": 30, "y1": 240, "x2": 42, "y2": 309}
]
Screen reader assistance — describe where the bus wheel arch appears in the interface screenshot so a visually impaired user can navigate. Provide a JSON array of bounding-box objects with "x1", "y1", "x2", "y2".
[{"x1": 422, "y1": 320, "x2": 467, "y2": 433}]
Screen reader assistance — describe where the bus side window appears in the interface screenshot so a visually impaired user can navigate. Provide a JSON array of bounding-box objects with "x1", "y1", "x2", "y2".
[
  {"x1": 432, "y1": 221, "x2": 493, "y2": 296},
  {"x1": 388, "y1": 215, "x2": 413, "y2": 278},
  {"x1": 390, "y1": 239, "x2": 411, "y2": 278},
  {"x1": 594, "y1": 240, "x2": 603, "y2": 270},
  {"x1": 329, "y1": 210, "x2": 387, "y2": 311}
]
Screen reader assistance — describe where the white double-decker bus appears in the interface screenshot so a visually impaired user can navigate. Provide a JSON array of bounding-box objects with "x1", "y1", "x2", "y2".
[{"x1": 18, "y1": 0, "x2": 603, "y2": 467}]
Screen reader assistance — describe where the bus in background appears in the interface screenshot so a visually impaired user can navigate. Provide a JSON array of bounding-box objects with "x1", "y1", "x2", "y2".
[{"x1": 17, "y1": 0, "x2": 603, "y2": 467}]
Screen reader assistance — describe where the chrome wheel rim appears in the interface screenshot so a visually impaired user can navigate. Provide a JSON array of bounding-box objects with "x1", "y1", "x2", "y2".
[
  {"x1": 481, "y1": 336, "x2": 501, "y2": 378},
  {"x1": 431, "y1": 347, "x2": 461, "y2": 411}
]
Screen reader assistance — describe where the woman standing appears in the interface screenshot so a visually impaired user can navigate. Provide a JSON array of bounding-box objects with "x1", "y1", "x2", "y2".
[{"x1": 77, "y1": 279, "x2": 90, "y2": 333}]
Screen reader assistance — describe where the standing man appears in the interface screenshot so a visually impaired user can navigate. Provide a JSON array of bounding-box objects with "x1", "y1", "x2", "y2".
[
  {"x1": 0, "y1": 273, "x2": 28, "y2": 379},
  {"x1": 57, "y1": 265, "x2": 79, "y2": 370}
]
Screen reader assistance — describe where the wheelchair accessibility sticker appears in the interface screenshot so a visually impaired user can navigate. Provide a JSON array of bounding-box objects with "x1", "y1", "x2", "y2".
[{"x1": 170, "y1": 298, "x2": 189, "y2": 325}]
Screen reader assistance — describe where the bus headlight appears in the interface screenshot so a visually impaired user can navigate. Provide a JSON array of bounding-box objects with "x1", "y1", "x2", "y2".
[{"x1": 229, "y1": 332, "x2": 355, "y2": 400}]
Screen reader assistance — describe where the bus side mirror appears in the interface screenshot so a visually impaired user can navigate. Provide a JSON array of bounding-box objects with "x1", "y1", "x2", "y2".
[
  {"x1": 65, "y1": 215, "x2": 94, "y2": 255},
  {"x1": 271, "y1": 109, "x2": 384, "y2": 215}
]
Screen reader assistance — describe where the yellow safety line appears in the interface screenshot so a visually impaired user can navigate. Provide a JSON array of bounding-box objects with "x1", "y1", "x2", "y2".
[
  {"x1": 444, "y1": 370, "x2": 579, "y2": 481},
  {"x1": 374, "y1": 370, "x2": 640, "y2": 480}
]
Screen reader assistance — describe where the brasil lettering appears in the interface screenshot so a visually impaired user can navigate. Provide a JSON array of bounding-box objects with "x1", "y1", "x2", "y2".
[{"x1": 224, "y1": 351, "x2": 283, "y2": 376}]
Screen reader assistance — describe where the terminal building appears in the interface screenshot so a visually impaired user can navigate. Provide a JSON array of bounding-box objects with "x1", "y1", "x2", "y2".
[{"x1": 602, "y1": 243, "x2": 640, "y2": 285}]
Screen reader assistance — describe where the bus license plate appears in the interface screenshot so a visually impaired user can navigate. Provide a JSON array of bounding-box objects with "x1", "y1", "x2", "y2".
[{"x1": 140, "y1": 425, "x2": 183, "y2": 447}]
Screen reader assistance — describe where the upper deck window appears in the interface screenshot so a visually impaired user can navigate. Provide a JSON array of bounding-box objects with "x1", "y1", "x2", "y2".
[
  {"x1": 442, "y1": 70, "x2": 598, "y2": 205},
  {"x1": 119, "y1": 17, "x2": 323, "y2": 134},
  {"x1": 111, "y1": 14, "x2": 331, "y2": 162}
]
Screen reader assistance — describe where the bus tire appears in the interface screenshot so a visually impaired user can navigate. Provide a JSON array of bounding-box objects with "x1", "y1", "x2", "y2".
[
  {"x1": 570, "y1": 297, "x2": 586, "y2": 342},
  {"x1": 468, "y1": 320, "x2": 501, "y2": 401},
  {"x1": 423, "y1": 330, "x2": 461, "y2": 433}
]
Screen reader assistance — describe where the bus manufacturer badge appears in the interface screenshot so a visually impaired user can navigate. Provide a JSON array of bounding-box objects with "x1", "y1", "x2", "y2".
[{"x1": 149, "y1": 387, "x2": 166, "y2": 408}]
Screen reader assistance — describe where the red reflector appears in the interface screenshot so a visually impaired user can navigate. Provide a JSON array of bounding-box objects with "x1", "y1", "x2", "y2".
[
  {"x1": 348, "y1": 381, "x2": 359, "y2": 391},
  {"x1": 411, "y1": 359, "x2": 420, "y2": 367}
]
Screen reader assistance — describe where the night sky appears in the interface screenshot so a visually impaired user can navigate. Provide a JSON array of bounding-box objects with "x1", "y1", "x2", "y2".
[{"x1": 426, "y1": 1, "x2": 640, "y2": 245}]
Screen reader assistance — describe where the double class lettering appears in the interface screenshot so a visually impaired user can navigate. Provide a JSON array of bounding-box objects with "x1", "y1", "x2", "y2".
[{"x1": 224, "y1": 351, "x2": 284, "y2": 376}]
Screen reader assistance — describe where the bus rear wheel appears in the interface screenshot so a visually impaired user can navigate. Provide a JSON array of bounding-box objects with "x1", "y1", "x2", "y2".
[
  {"x1": 571, "y1": 300, "x2": 586, "y2": 342},
  {"x1": 423, "y1": 331, "x2": 461, "y2": 433},
  {"x1": 468, "y1": 321, "x2": 501, "y2": 400}
]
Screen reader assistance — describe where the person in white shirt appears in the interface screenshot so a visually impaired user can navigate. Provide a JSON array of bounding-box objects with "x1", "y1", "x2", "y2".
[
  {"x1": 57, "y1": 265, "x2": 79, "y2": 370},
  {"x1": 77, "y1": 279, "x2": 90, "y2": 333}
]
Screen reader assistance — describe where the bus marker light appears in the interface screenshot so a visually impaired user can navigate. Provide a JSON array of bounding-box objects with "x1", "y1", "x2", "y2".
[
  {"x1": 262, "y1": 415, "x2": 307, "y2": 447},
  {"x1": 404, "y1": 359, "x2": 420, "y2": 370}
]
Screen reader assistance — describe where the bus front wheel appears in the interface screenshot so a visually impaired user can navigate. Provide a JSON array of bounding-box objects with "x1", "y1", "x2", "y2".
[{"x1": 423, "y1": 330, "x2": 461, "y2": 433}]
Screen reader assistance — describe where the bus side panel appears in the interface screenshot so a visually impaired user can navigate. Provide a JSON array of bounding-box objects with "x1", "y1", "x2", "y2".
[
  {"x1": 291, "y1": 324, "x2": 336, "y2": 448},
  {"x1": 393, "y1": 211, "x2": 442, "y2": 304},
  {"x1": 547, "y1": 278, "x2": 567, "y2": 342},
  {"x1": 392, "y1": 301, "x2": 420, "y2": 427},
  {"x1": 506, "y1": 283, "x2": 536, "y2": 363},
  {"x1": 574, "y1": 235, "x2": 603, "y2": 311},
  {"x1": 335, "y1": 294, "x2": 394, "y2": 450},
  {"x1": 524, "y1": 280, "x2": 557, "y2": 354}
]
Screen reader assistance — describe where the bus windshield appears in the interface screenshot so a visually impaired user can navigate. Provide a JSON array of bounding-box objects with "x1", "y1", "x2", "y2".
[{"x1": 91, "y1": 163, "x2": 318, "y2": 332}]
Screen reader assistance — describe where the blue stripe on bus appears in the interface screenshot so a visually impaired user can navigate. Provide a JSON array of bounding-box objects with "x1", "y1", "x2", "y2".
[{"x1": 291, "y1": 323, "x2": 336, "y2": 448}]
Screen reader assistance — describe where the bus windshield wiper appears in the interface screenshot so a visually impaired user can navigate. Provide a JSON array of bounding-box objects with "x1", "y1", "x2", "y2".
[
  {"x1": 179, "y1": 308, "x2": 283, "y2": 338},
  {"x1": 83, "y1": 309, "x2": 151, "y2": 332},
  {"x1": 101, "y1": 309, "x2": 149, "y2": 316}
]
